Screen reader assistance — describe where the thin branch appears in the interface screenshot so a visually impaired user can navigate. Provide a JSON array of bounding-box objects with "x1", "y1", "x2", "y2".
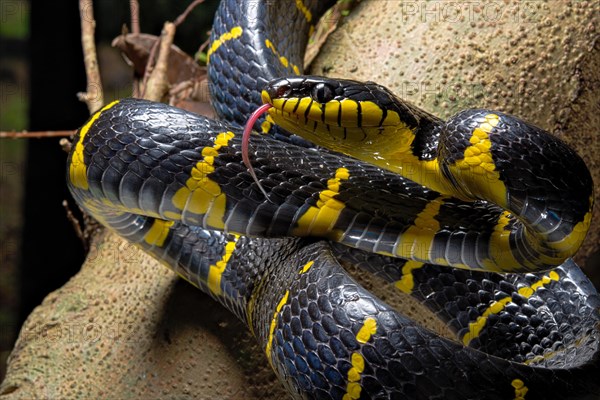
[
  {"x1": 174, "y1": 0, "x2": 205, "y2": 27},
  {"x1": 63, "y1": 200, "x2": 89, "y2": 253},
  {"x1": 143, "y1": 22, "x2": 176, "y2": 101},
  {"x1": 60, "y1": 138, "x2": 73, "y2": 153},
  {"x1": 78, "y1": 0, "x2": 104, "y2": 113},
  {"x1": 140, "y1": 0, "x2": 205, "y2": 99},
  {"x1": 0, "y1": 130, "x2": 75, "y2": 139},
  {"x1": 141, "y1": 38, "x2": 161, "y2": 91},
  {"x1": 130, "y1": 0, "x2": 140, "y2": 34},
  {"x1": 129, "y1": 0, "x2": 141, "y2": 96},
  {"x1": 169, "y1": 80, "x2": 194, "y2": 97}
]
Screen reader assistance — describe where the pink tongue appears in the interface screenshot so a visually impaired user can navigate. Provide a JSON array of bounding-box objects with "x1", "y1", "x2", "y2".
[{"x1": 242, "y1": 104, "x2": 273, "y2": 200}]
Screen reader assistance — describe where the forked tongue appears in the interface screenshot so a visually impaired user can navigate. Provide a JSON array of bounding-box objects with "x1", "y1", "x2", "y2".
[{"x1": 242, "y1": 104, "x2": 273, "y2": 200}]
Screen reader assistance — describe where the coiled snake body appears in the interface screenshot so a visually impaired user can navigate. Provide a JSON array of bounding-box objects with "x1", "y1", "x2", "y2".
[{"x1": 66, "y1": 1, "x2": 599, "y2": 398}]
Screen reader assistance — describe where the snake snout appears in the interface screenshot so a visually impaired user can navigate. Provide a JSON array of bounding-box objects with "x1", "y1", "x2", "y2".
[
  {"x1": 265, "y1": 76, "x2": 343, "y2": 103},
  {"x1": 264, "y1": 78, "x2": 293, "y2": 102}
]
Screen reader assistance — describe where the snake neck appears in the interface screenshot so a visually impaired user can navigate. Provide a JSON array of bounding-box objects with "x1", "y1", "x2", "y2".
[{"x1": 376, "y1": 114, "x2": 464, "y2": 196}]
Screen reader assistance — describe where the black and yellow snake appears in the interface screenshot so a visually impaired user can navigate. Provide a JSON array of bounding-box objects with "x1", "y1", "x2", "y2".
[{"x1": 66, "y1": 1, "x2": 599, "y2": 398}]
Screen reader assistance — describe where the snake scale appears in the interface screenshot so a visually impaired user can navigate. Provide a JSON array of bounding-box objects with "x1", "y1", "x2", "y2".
[{"x1": 66, "y1": 1, "x2": 599, "y2": 398}]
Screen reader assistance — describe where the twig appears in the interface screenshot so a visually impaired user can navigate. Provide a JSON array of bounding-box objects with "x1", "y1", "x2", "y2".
[
  {"x1": 198, "y1": 36, "x2": 211, "y2": 54},
  {"x1": 63, "y1": 200, "x2": 89, "y2": 253},
  {"x1": 60, "y1": 138, "x2": 73, "y2": 153},
  {"x1": 141, "y1": 38, "x2": 161, "y2": 91},
  {"x1": 78, "y1": 0, "x2": 104, "y2": 113},
  {"x1": 0, "y1": 130, "x2": 75, "y2": 139},
  {"x1": 140, "y1": 0, "x2": 204, "y2": 96},
  {"x1": 130, "y1": 0, "x2": 140, "y2": 34},
  {"x1": 129, "y1": 0, "x2": 141, "y2": 96},
  {"x1": 169, "y1": 80, "x2": 194, "y2": 97},
  {"x1": 143, "y1": 22, "x2": 176, "y2": 101},
  {"x1": 174, "y1": 0, "x2": 205, "y2": 27}
]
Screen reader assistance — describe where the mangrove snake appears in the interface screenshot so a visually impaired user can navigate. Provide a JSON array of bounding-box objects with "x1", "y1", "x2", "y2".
[{"x1": 65, "y1": 0, "x2": 600, "y2": 398}]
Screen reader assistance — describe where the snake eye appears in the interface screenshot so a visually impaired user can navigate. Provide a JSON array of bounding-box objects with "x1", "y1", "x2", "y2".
[
  {"x1": 275, "y1": 84, "x2": 292, "y2": 98},
  {"x1": 311, "y1": 83, "x2": 334, "y2": 103}
]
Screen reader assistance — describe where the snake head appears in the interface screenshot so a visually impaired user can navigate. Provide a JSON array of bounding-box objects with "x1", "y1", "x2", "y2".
[
  {"x1": 264, "y1": 76, "x2": 344, "y2": 104},
  {"x1": 261, "y1": 76, "x2": 434, "y2": 154}
]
